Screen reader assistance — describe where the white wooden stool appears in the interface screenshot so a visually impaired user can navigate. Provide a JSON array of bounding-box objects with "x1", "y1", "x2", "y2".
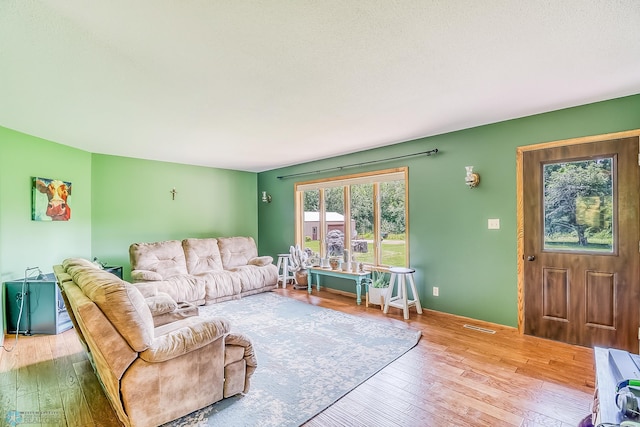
[
  {"x1": 276, "y1": 254, "x2": 295, "y2": 288},
  {"x1": 383, "y1": 267, "x2": 423, "y2": 320}
]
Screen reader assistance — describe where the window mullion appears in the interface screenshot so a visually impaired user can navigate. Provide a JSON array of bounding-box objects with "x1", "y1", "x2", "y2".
[
  {"x1": 373, "y1": 182, "x2": 380, "y2": 266},
  {"x1": 319, "y1": 188, "x2": 326, "y2": 258},
  {"x1": 344, "y1": 185, "x2": 351, "y2": 263}
]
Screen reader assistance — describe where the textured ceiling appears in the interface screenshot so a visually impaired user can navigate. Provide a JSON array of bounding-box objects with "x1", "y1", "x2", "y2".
[{"x1": 1, "y1": 1, "x2": 639, "y2": 172}]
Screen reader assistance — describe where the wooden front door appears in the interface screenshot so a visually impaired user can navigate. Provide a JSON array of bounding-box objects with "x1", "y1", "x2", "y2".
[{"x1": 523, "y1": 136, "x2": 640, "y2": 352}]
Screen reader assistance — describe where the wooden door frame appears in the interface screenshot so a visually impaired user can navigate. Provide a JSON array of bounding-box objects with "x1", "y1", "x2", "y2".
[{"x1": 516, "y1": 128, "x2": 640, "y2": 334}]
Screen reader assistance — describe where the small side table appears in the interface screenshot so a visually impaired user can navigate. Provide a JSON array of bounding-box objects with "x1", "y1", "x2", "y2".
[
  {"x1": 383, "y1": 267, "x2": 423, "y2": 320},
  {"x1": 275, "y1": 254, "x2": 295, "y2": 288},
  {"x1": 308, "y1": 267, "x2": 371, "y2": 305}
]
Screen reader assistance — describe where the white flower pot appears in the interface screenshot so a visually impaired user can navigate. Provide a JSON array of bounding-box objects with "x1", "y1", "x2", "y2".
[{"x1": 368, "y1": 286, "x2": 387, "y2": 306}]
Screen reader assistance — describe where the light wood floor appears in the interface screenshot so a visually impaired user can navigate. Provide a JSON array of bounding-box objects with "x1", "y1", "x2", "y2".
[{"x1": 0, "y1": 288, "x2": 595, "y2": 427}]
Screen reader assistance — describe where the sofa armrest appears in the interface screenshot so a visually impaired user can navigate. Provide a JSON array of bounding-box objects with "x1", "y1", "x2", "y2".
[
  {"x1": 248, "y1": 256, "x2": 273, "y2": 267},
  {"x1": 131, "y1": 269, "x2": 163, "y2": 282},
  {"x1": 146, "y1": 292, "x2": 178, "y2": 316},
  {"x1": 151, "y1": 300, "x2": 199, "y2": 328},
  {"x1": 226, "y1": 332, "x2": 257, "y2": 392},
  {"x1": 139, "y1": 317, "x2": 230, "y2": 363}
]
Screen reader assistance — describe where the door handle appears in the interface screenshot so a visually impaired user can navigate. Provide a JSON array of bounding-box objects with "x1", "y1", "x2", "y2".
[{"x1": 526, "y1": 255, "x2": 536, "y2": 261}]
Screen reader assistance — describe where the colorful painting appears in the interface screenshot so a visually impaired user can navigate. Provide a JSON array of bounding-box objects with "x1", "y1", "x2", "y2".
[{"x1": 32, "y1": 177, "x2": 72, "y2": 221}]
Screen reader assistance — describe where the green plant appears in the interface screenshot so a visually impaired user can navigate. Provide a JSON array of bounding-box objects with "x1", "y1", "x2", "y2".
[{"x1": 369, "y1": 270, "x2": 389, "y2": 288}]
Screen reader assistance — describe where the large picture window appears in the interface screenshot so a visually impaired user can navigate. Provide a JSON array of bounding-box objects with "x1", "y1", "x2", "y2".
[{"x1": 295, "y1": 167, "x2": 408, "y2": 268}]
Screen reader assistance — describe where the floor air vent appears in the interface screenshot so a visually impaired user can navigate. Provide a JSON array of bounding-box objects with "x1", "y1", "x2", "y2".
[{"x1": 463, "y1": 324, "x2": 496, "y2": 334}]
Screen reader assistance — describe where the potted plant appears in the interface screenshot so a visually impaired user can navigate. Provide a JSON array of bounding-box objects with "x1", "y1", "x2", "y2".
[
  {"x1": 289, "y1": 244, "x2": 310, "y2": 289},
  {"x1": 367, "y1": 270, "x2": 389, "y2": 306}
]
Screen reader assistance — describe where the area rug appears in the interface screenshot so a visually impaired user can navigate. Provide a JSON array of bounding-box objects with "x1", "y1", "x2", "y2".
[{"x1": 164, "y1": 292, "x2": 421, "y2": 427}]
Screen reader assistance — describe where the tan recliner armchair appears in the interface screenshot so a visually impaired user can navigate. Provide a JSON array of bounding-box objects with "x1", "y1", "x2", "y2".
[{"x1": 54, "y1": 258, "x2": 256, "y2": 427}]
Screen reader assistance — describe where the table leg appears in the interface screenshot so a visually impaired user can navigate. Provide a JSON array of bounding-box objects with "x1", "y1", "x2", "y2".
[
  {"x1": 365, "y1": 278, "x2": 369, "y2": 307},
  {"x1": 383, "y1": 273, "x2": 396, "y2": 314},
  {"x1": 356, "y1": 277, "x2": 362, "y2": 305}
]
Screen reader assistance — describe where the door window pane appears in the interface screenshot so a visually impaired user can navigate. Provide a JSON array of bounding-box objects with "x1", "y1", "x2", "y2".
[{"x1": 543, "y1": 158, "x2": 613, "y2": 252}]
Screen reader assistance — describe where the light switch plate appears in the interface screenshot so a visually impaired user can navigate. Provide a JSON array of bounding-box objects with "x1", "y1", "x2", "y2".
[{"x1": 488, "y1": 218, "x2": 500, "y2": 229}]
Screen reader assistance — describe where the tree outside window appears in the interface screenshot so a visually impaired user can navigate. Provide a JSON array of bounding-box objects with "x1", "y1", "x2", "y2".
[{"x1": 543, "y1": 158, "x2": 613, "y2": 252}]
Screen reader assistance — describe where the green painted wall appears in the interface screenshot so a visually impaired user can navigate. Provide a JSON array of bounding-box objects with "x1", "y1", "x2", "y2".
[
  {"x1": 0, "y1": 128, "x2": 258, "y2": 338},
  {"x1": 91, "y1": 154, "x2": 258, "y2": 280},
  {"x1": 0, "y1": 126, "x2": 92, "y2": 336},
  {"x1": 0, "y1": 127, "x2": 93, "y2": 280},
  {"x1": 1, "y1": 94, "x2": 638, "y2": 337},
  {"x1": 258, "y1": 94, "x2": 640, "y2": 327}
]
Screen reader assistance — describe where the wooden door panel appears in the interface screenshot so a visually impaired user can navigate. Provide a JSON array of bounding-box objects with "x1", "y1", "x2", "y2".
[
  {"x1": 585, "y1": 271, "x2": 615, "y2": 328},
  {"x1": 542, "y1": 268, "x2": 569, "y2": 320},
  {"x1": 523, "y1": 136, "x2": 639, "y2": 352}
]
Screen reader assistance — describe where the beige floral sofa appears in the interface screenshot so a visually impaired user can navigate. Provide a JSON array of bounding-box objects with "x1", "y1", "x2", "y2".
[
  {"x1": 129, "y1": 236, "x2": 278, "y2": 305},
  {"x1": 53, "y1": 258, "x2": 256, "y2": 427}
]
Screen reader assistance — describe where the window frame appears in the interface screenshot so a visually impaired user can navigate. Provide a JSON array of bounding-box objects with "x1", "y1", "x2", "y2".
[{"x1": 294, "y1": 167, "x2": 409, "y2": 268}]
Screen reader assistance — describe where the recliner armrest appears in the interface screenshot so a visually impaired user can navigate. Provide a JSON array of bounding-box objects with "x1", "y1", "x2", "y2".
[
  {"x1": 146, "y1": 292, "x2": 178, "y2": 316},
  {"x1": 140, "y1": 317, "x2": 230, "y2": 363},
  {"x1": 225, "y1": 332, "x2": 257, "y2": 393}
]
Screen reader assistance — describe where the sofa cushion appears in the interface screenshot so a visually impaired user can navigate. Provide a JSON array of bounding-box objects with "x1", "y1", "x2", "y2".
[
  {"x1": 230, "y1": 264, "x2": 278, "y2": 293},
  {"x1": 217, "y1": 237, "x2": 259, "y2": 269},
  {"x1": 136, "y1": 275, "x2": 207, "y2": 306},
  {"x1": 199, "y1": 270, "x2": 242, "y2": 302},
  {"x1": 64, "y1": 258, "x2": 155, "y2": 352},
  {"x1": 130, "y1": 240, "x2": 188, "y2": 278},
  {"x1": 183, "y1": 238, "x2": 224, "y2": 274}
]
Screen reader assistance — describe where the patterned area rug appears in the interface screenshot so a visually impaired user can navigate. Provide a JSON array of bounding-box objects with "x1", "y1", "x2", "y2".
[{"x1": 164, "y1": 292, "x2": 421, "y2": 427}]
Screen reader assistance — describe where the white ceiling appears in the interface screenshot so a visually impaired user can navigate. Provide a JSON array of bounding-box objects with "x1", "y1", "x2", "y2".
[{"x1": 1, "y1": 1, "x2": 639, "y2": 172}]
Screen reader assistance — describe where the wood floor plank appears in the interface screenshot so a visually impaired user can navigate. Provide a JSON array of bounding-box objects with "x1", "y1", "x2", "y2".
[
  {"x1": 33, "y1": 335, "x2": 67, "y2": 426},
  {"x1": 2, "y1": 287, "x2": 597, "y2": 426},
  {"x1": 284, "y1": 288, "x2": 595, "y2": 427},
  {"x1": 73, "y1": 359, "x2": 121, "y2": 427}
]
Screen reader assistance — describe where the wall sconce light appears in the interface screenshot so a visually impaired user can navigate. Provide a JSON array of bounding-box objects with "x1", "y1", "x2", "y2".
[
  {"x1": 465, "y1": 166, "x2": 480, "y2": 189},
  {"x1": 261, "y1": 191, "x2": 272, "y2": 203}
]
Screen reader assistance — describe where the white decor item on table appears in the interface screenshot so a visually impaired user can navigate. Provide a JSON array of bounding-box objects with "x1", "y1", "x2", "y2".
[{"x1": 289, "y1": 244, "x2": 310, "y2": 289}]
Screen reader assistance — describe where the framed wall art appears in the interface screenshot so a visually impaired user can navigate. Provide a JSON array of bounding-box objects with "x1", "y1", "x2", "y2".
[{"x1": 32, "y1": 177, "x2": 72, "y2": 221}]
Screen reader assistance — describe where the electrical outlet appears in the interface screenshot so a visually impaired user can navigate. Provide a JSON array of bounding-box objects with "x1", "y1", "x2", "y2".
[
  {"x1": 488, "y1": 218, "x2": 500, "y2": 229},
  {"x1": 433, "y1": 286, "x2": 439, "y2": 297}
]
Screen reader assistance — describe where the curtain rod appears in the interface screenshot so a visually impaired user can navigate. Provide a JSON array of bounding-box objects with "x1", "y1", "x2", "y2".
[{"x1": 276, "y1": 148, "x2": 438, "y2": 180}]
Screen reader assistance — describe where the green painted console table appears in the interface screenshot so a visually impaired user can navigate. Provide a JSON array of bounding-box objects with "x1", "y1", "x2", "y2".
[{"x1": 308, "y1": 267, "x2": 371, "y2": 305}]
